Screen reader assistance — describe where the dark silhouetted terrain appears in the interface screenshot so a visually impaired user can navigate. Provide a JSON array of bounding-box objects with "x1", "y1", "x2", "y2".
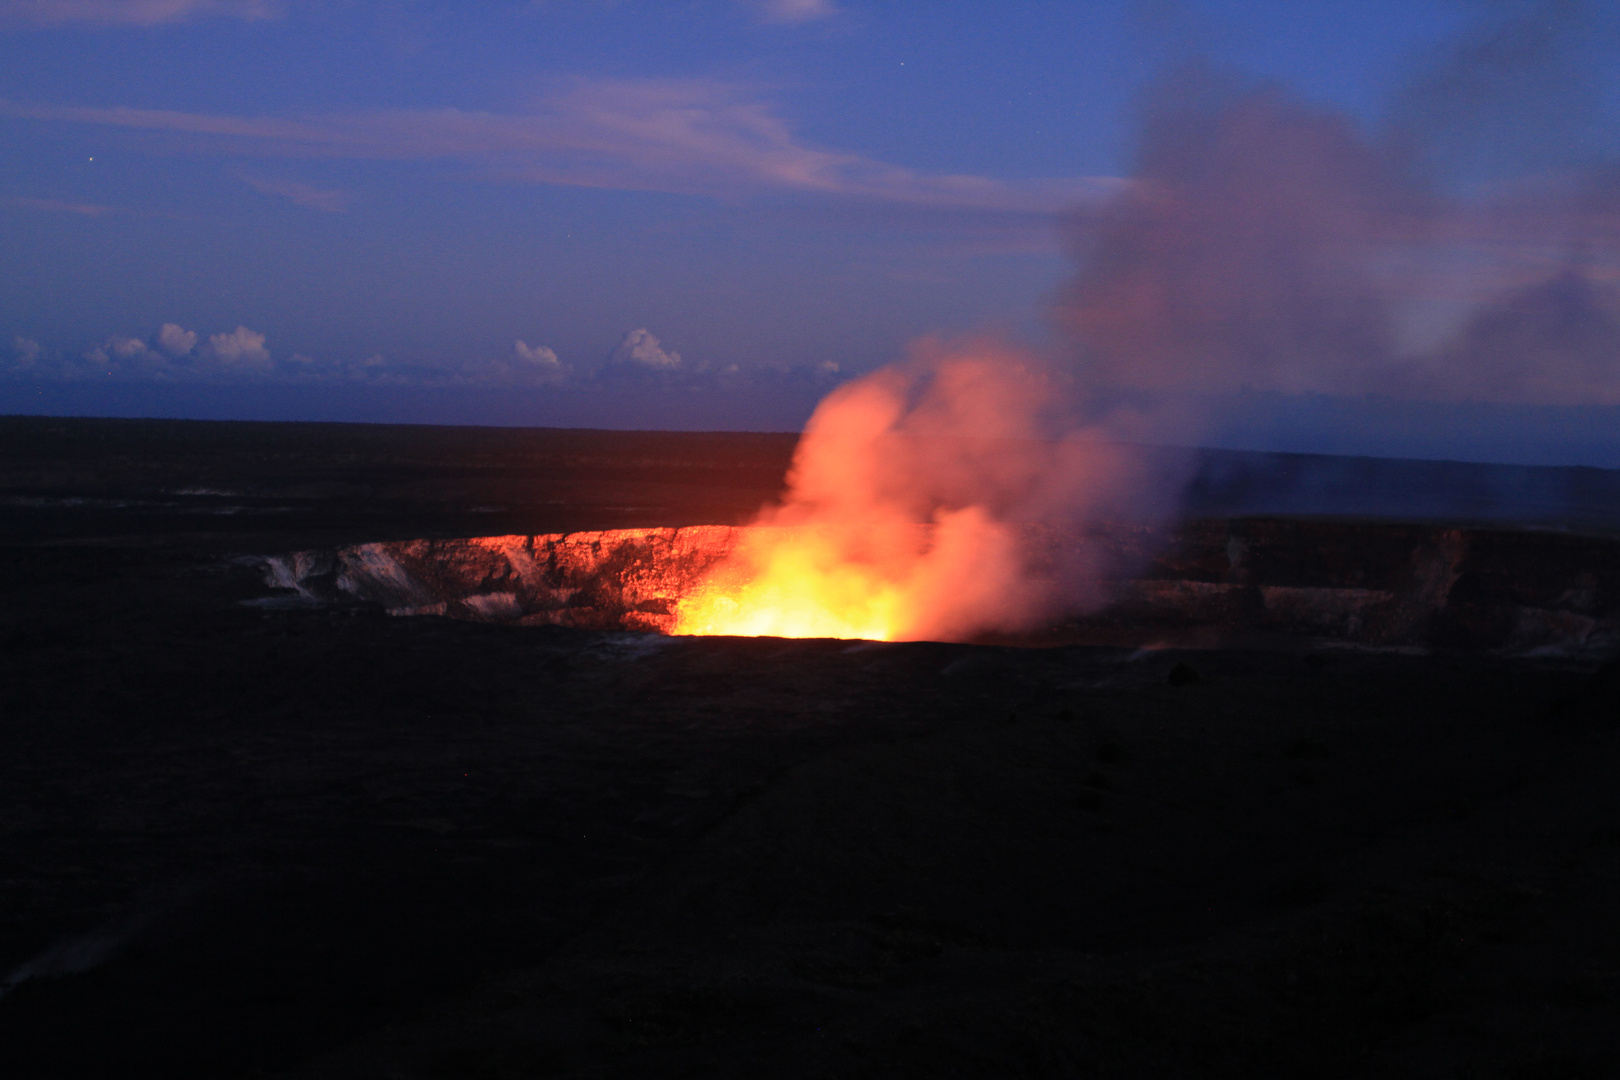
[{"x1": 2, "y1": 416, "x2": 1618, "y2": 1078}]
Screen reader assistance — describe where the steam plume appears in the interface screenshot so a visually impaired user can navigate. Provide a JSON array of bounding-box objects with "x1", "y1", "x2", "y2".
[
  {"x1": 679, "y1": 2, "x2": 1620, "y2": 643},
  {"x1": 1061, "y1": 3, "x2": 1620, "y2": 408},
  {"x1": 674, "y1": 338, "x2": 1167, "y2": 641}
]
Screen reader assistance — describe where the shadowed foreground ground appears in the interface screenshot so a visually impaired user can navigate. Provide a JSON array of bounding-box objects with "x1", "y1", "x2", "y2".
[{"x1": 1, "y1": 417, "x2": 1618, "y2": 1078}]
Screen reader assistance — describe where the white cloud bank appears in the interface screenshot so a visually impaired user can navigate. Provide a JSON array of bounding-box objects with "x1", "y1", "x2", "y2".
[
  {"x1": 72, "y1": 323, "x2": 270, "y2": 374},
  {"x1": 512, "y1": 339, "x2": 568, "y2": 384},
  {"x1": 2, "y1": 323, "x2": 846, "y2": 392},
  {"x1": 11, "y1": 336, "x2": 43, "y2": 366},
  {"x1": 205, "y1": 325, "x2": 271, "y2": 366},
  {"x1": 513, "y1": 339, "x2": 559, "y2": 367},
  {"x1": 610, "y1": 328, "x2": 682, "y2": 371},
  {"x1": 157, "y1": 322, "x2": 195, "y2": 356}
]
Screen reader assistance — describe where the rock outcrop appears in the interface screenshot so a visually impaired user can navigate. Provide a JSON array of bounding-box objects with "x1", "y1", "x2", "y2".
[{"x1": 262, "y1": 526, "x2": 744, "y2": 633}]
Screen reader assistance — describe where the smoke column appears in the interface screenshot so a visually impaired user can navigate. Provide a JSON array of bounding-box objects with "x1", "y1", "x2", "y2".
[
  {"x1": 672, "y1": 337, "x2": 1171, "y2": 641},
  {"x1": 1062, "y1": 1, "x2": 1620, "y2": 408},
  {"x1": 677, "y1": 1, "x2": 1620, "y2": 643}
]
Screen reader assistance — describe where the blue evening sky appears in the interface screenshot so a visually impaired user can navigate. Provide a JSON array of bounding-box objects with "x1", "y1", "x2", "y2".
[{"x1": 3, "y1": 1, "x2": 1617, "y2": 464}]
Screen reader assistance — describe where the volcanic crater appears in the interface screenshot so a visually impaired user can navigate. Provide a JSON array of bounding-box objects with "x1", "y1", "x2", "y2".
[
  {"x1": 4, "y1": 417, "x2": 1620, "y2": 1080},
  {"x1": 262, "y1": 518, "x2": 1620, "y2": 655}
]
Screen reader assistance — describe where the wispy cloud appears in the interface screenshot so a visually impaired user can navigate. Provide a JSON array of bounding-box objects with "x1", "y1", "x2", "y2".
[
  {"x1": 242, "y1": 175, "x2": 349, "y2": 211},
  {"x1": 11, "y1": 336, "x2": 43, "y2": 365},
  {"x1": 0, "y1": 79, "x2": 1121, "y2": 215},
  {"x1": 744, "y1": 0, "x2": 839, "y2": 26},
  {"x1": 7, "y1": 194, "x2": 182, "y2": 218},
  {"x1": 8, "y1": 195, "x2": 116, "y2": 216},
  {"x1": 0, "y1": 0, "x2": 280, "y2": 28}
]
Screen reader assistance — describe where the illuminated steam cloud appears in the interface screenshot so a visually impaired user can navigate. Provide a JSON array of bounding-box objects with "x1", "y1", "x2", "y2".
[{"x1": 673, "y1": 337, "x2": 1168, "y2": 642}]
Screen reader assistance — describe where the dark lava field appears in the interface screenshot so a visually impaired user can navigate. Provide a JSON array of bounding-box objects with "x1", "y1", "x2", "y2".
[{"x1": 2, "y1": 415, "x2": 1618, "y2": 1079}]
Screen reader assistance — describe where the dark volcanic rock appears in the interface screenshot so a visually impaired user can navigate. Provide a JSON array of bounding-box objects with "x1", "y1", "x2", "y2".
[
  {"x1": 4, "y1": 417, "x2": 1620, "y2": 1079},
  {"x1": 261, "y1": 518, "x2": 1620, "y2": 655}
]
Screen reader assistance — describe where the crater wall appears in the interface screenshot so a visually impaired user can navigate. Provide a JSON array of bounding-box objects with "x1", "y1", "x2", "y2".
[{"x1": 260, "y1": 519, "x2": 1620, "y2": 655}]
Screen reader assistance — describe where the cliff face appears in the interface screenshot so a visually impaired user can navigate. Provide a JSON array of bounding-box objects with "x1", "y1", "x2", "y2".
[
  {"x1": 260, "y1": 518, "x2": 1620, "y2": 655},
  {"x1": 262, "y1": 526, "x2": 745, "y2": 633}
]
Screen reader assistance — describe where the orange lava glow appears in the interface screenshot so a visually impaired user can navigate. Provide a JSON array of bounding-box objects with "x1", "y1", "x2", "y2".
[
  {"x1": 670, "y1": 527, "x2": 910, "y2": 641},
  {"x1": 669, "y1": 511, "x2": 1026, "y2": 641},
  {"x1": 669, "y1": 337, "x2": 1149, "y2": 643}
]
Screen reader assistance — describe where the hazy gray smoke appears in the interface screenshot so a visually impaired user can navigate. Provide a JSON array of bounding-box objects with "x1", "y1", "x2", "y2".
[
  {"x1": 1060, "y1": 0, "x2": 1620, "y2": 409},
  {"x1": 1390, "y1": 0, "x2": 1614, "y2": 187}
]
